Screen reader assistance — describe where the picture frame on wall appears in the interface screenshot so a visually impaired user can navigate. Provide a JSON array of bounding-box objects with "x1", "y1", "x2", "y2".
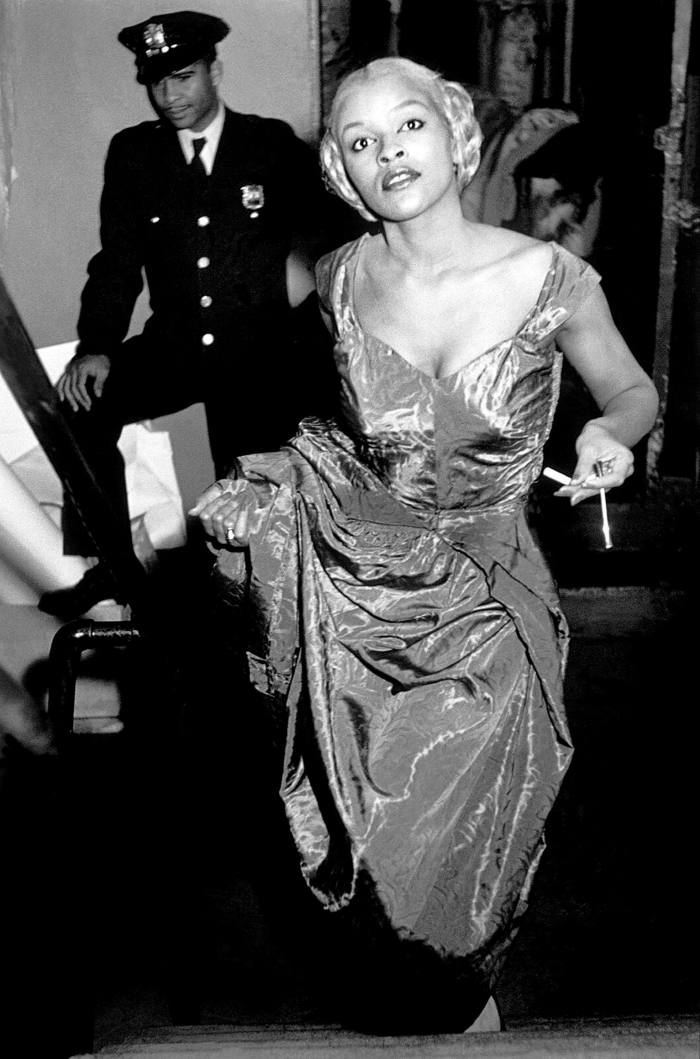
[{"x1": 317, "y1": 0, "x2": 577, "y2": 128}]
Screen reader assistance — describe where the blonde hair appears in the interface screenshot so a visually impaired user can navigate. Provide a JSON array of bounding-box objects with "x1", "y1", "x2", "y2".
[{"x1": 320, "y1": 57, "x2": 482, "y2": 222}]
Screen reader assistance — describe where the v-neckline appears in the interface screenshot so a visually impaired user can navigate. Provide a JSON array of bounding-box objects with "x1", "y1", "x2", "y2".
[{"x1": 346, "y1": 234, "x2": 559, "y2": 383}]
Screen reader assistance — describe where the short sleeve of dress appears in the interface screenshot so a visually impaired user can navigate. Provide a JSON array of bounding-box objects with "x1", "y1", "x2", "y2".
[
  {"x1": 315, "y1": 247, "x2": 345, "y2": 337},
  {"x1": 315, "y1": 237, "x2": 364, "y2": 336},
  {"x1": 314, "y1": 250, "x2": 335, "y2": 318},
  {"x1": 523, "y1": 243, "x2": 602, "y2": 344}
]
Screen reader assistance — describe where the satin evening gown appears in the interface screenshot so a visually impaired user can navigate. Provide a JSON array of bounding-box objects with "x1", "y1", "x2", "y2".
[{"x1": 215, "y1": 236, "x2": 601, "y2": 1030}]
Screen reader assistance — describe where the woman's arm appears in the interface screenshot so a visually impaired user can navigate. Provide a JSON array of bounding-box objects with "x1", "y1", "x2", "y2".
[
  {"x1": 286, "y1": 250, "x2": 316, "y2": 308},
  {"x1": 555, "y1": 284, "x2": 658, "y2": 503}
]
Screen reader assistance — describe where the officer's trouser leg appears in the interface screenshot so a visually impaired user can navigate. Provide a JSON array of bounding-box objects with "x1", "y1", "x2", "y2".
[
  {"x1": 60, "y1": 395, "x2": 131, "y2": 557},
  {"x1": 59, "y1": 338, "x2": 202, "y2": 557}
]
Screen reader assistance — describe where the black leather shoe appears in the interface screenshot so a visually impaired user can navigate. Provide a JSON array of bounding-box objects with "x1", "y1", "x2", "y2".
[{"x1": 38, "y1": 563, "x2": 123, "y2": 620}]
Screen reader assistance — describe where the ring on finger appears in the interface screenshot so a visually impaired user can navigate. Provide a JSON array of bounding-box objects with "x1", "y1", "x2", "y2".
[
  {"x1": 595, "y1": 457, "x2": 616, "y2": 477},
  {"x1": 225, "y1": 526, "x2": 236, "y2": 543}
]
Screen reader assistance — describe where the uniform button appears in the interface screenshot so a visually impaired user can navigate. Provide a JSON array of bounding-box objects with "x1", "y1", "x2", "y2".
[
  {"x1": 197, "y1": 256, "x2": 210, "y2": 269},
  {"x1": 200, "y1": 295, "x2": 212, "y2": 308},
  {"x1": 197, "y1": 215, "x2": 210, "y2": 227},
  {"x1": 201, "y1": 333, "x2": 214, "y2": 346}
]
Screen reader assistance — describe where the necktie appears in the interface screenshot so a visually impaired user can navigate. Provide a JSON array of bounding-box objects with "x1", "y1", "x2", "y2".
[{"x1": 190, "y1": 136, "x2": 207, "y2": 186}]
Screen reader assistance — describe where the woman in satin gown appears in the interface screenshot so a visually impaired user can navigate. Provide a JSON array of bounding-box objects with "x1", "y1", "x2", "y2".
[{"x1": 191, "y1": 58, "x2": 658, "y2": 1033}]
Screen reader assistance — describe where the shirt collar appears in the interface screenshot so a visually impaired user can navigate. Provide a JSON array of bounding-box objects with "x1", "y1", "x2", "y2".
[{"x1": 177, "y1": 102, "x2": 225, "y2": 174}]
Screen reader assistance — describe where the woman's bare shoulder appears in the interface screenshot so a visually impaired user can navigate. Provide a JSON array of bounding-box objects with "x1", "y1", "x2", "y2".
[
  {"x1": 467, "y1": 222, "x2": 550, "y2": 269},
  {"x1": 463, "y1": 225, "x2": 554, "y2": 311},
  {"x1": 441, "y1": 225, "x2": 553, "y2": 332}
]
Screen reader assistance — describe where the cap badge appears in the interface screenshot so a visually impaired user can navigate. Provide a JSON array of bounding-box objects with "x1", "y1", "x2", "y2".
[
  {"x1": 241, "y1": 184, "x2": 264, "y2": 219},
  {"x1": 144, "y1": 23, "x2": 168, "y2": 57}
]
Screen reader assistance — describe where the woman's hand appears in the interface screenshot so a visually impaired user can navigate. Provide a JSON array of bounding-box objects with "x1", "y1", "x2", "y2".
[
  {"x1": 555, "y1": 422, "x2": 634, "y2": 505},
  {"x1": 188, "y1": 479, "x2": 255, "y2": 547}
]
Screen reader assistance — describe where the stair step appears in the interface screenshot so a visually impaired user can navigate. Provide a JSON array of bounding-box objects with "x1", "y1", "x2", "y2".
[{"x1": 92, "y1": 1017, "x2": 698, "y2": 1058}]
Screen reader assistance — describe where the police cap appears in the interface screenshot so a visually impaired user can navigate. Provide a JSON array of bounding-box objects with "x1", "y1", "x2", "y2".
[{"x1": 118, "y1": 11, "x2": 229, "y2": 85}]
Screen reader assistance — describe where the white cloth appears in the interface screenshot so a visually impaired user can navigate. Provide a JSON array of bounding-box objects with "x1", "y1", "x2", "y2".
[
  {"x1": 0, "y1": 455, "x2": 88, "y2": 601},
  {"x1": 0, "y1": 341, "x2": 187, "y2": 568},
  {"x1": 177, "y1": 101, "x2": 224, "y2": 174}
]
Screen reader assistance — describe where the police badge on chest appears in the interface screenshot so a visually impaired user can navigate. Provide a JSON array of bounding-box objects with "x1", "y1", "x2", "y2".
[{"x1": 240, "y1": 184, "x2": 264, "y2": 219}]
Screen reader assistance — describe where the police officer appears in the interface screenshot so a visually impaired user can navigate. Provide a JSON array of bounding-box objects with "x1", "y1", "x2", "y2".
[{"x1": 40, "y1": 10, "x2": 341, "y2": 618}]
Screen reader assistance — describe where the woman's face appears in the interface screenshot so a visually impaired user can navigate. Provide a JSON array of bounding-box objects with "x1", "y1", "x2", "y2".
[{"x1": 334, "y1": 71, "x2": 456, "y2": 222}]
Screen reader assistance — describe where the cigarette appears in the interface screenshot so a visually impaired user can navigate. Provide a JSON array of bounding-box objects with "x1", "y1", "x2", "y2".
[
  {"x1": 599, "y1": 488, "x2": 613, "y2": 549},
  {"x1": 542, "y1": 467, "x2": 571, "y2": 486},
  {"x1": 544, "y1": 467, "x2": 614, "y2": 550}
]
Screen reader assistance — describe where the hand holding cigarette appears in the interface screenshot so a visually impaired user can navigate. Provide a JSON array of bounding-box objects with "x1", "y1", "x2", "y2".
[{"x1": 542, "y1": 466, "x2": 613, "y2": 549}]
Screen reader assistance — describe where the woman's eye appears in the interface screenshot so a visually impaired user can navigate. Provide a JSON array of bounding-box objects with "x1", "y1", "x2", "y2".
[
  {"x1": 351, "y1": 136, "x2": 373, "y2": 153},
  {"x1": 401, "y1": 118, "x2": 424, "y2": 132}
]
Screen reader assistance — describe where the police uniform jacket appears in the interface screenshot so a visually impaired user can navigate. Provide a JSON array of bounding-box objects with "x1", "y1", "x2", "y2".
[{"x1": 76, "y1": 107, "x2": 324, "y2": 370}]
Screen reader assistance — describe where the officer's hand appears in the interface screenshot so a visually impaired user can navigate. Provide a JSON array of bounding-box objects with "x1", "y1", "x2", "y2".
[{"x1": 56, "y1": 353, "x2": 111, "y2": 412}]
